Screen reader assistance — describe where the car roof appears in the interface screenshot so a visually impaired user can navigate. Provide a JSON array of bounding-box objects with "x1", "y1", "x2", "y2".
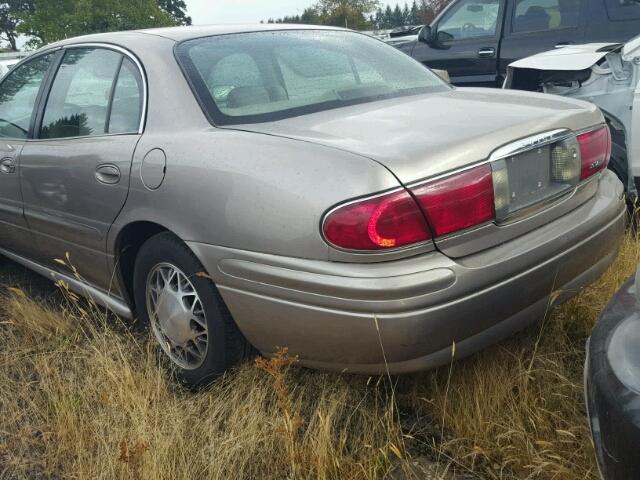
[{"x1": 46, "y1": 24, "x2": 345, "y2": 48}]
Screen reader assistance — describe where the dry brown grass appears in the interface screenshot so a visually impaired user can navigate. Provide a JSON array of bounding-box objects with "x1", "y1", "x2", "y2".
[
  {"x1": 0, "y1": 287, "x2": 409, "y2": 479},
  {"x1": 1, "y1": 231, "x2": 639, "y2": 479}
]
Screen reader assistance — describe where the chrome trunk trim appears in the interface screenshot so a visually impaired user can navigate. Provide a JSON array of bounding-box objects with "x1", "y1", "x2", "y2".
[{"x1": 489, "y1": 129, "x2": 573, "y2": 161}]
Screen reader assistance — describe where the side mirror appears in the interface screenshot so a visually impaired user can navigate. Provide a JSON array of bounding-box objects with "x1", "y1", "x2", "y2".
[{"x1": 418, "y1": 26, "x2": 433, "y2": 44}]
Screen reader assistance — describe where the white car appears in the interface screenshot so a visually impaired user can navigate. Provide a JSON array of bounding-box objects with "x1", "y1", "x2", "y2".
[
  {"x1": 504, "y1": 38, "x2": 640, "y2": 195},
  {"x1": 0, "y1": 59, "x2": 18, "y2": 77},
  {"x1": 0, "y1": 52, "x2": 29, "y2": 78}
]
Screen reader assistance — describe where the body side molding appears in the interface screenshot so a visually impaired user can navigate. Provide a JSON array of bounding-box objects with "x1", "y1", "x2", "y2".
[{"x1": 0, "y1": 247, "x2": 133, "y2": 319}]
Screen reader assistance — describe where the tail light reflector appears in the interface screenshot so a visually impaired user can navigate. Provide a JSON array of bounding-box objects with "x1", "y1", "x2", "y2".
[
  {"x1": 578, "y1": 126, "x2": 611, "y2": 180},
  {"x1": 410, "y1": 164, "x2": 495, "y2": 237},
  {"x1": 322, "y1": 189, "x2": 431, "y2": 250}
]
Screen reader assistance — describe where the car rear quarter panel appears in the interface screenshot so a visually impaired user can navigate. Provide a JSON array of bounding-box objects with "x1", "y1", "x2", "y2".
[{"x1": 111, "y1": 128, "x2": 404, "y2": 261}]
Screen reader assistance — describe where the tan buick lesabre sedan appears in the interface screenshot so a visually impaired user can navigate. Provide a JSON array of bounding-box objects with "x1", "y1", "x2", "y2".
[{"x1": 0, "y1": 25, "x2": 625, "y2": 385}]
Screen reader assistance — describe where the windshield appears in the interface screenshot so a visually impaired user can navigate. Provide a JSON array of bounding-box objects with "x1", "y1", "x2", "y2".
[{"x1": 176, "y1": 30, "x2": 449, "y2": 125}]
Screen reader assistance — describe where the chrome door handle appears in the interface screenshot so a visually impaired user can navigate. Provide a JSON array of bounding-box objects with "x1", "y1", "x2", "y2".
[
  {"x1": 0, "y1": 157, "x2": 15, "y2": 174},
  {"x1": 95, "y1": 164, "x2": 121, "y2": 184},
  {"x1": 478, "y1": 47, "x2": 495, "y2": 58}
]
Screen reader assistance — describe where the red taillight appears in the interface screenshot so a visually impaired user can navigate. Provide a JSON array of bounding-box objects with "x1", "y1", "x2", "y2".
[
  {"x1": 322, "y1": 189, "x2": 431, "y2": 250},
  {"x1": 323, "y1": 164, "x2": 497, "y2": 250},
  {"x1": 578, "y1": 126, "x2": 611, "y2": 180},
  {"x1": 411, "y1": 164, "x2": 495, "y2": 237}
]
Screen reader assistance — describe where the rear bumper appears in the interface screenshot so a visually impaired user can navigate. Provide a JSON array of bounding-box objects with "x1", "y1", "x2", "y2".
[{"x1": 189, "y1": 171, "x2": 626, "y2": 374}]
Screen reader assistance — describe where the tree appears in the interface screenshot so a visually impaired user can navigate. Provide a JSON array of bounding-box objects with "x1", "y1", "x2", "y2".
[
  {"x1": 17, "y1": 0, "x2": 176, "y2": 47},
  {"x1": 401, "y1": 2, "x2": 409, "y2": 24},
  {"x1": 315, "y1": 0, "x2": 380, "y2": 30},
  {"x1": 0, "y1": 1, "x2": 33, "y2": 50},
  {"x1": 372, "y1": 7, "x2": 384, "y2": 29},
  {"x1": 409, "y1": 1, "x2": 419, "y2": 24},
  {"x1": 383, "y1": 4, "x2": 392, "y2": 28},
  {"x1": 300, "y1": 7, "x2": 322, "y2": 24},
  {"x1": 391, "y1": 3, "x2": 403, "y2": 27},
  {"x1": 158, "y1": 0, "x2": 191, "y2": 26},
  {"x1": 430, "y1": 0, "x2": 451, "y2": 16},
  {"x1": 417, "y1": 0, "x2": 433, "y2": 23}
]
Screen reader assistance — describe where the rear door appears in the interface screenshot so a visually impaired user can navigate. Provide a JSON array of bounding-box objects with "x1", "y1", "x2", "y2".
[
  {"x1": 500, "y1": 0, "x2": 585, "y2": 76},
  {"x1": 0, "y1": 52, "x2": 55, "y2": 256},
  {"x1": 19, "y1": 46, "x2": 144, "y2": 290},
  {"x1": 410, "y1": 0, "x2": 505, "y2": 86}
]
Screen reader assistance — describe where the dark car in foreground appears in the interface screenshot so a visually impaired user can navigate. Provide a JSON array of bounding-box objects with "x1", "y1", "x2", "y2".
[
  {"x1": 393, "y1": 0, "x2": 640, "y2": 87},
  {"x1": 0, "y1": 25, "x2": 626, "y2": 386},
  {"x1": 585, "y1": 269, "x2": 640, "y2": 479}
]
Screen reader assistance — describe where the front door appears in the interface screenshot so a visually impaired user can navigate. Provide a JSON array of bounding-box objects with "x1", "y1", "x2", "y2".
[
  {"x1": 500, "y1": 0, "x2": 585, "y2": 76},
  {"x1": 19, "y1": 47, "x2": 144, "y2": 290},
  {"x1": 411, "y1": 0, "x2": 505, "y2": 86},
  {"x1": 0, "y1": 52, "x2": 55, "y2": 256}
]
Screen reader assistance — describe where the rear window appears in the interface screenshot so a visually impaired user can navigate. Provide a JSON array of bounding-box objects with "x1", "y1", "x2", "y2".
[
  {"x1": 176, "y1": 30, "x2": 448, "y2": 125},
  {"x1": 605, "y1": 0, "x2": 640, "y2": 21},
  {"x1": 512, "y1": 0, "x2": 580, "y2": 33}
]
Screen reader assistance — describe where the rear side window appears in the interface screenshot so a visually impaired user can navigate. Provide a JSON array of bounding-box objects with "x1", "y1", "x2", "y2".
[
  {"x1": 0, "y1": 53, "x2": 53, "y2": 139},
  {"x1": 605, "y1": 0, "x2": 640, "y2": 21},
  {"x1": 108, "y1": 58, "x2": 143, "y2": 134},
  {"x1": 512, "y1": 0, "x2": 580, "y2": 33},
  {"x1": 40, "y1": 48, "x2": 142, "y2": 139}
]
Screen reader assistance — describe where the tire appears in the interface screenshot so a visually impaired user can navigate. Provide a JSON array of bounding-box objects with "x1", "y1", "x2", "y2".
[{"x1": 133, "y1": 231, "x2": 252, "y2": 386}]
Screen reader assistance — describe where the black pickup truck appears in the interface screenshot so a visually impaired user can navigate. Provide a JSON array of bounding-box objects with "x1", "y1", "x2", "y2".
[{"x1": 395, "y1": 0, "x2": 640, "y2": 87}]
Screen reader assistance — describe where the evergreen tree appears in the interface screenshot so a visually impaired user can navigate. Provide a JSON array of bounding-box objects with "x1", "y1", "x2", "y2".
[
  {"x1": 373, "y1": 7, "x2": 384, "y2": 28},
  {"x1": 391, "y1": 3, "x2": 403, "y2": 27},
  {"x1": 383, "y1": 4, "x2": 392, "y2": 27},
  {"x1": 301, "y1": 7, "x2": 322, "y2": 24},
  {"x1": 402, "y1": 2, "x2": 409, "y2": 24},
  {"x1": 409, "y1": 0, "x2": 419, "y2": 24}
]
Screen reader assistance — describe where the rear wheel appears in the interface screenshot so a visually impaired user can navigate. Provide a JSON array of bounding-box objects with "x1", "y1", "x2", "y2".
[{"x1": 133, "y1": 232, "x2": 251, "y2": 386}]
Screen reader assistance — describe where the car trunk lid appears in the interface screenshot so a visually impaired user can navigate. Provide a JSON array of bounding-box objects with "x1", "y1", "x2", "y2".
[{"x1": 227, "y1": 88, "x2": 605, "y2": 257}]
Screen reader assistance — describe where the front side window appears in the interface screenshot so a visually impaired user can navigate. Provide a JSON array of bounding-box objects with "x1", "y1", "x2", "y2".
[
  {"x1": 512, "y1": 0, "x2": 579, "y2": 33},
  {"x1": 177, "y1": 30, "x2": 448, "y2": 125},
  {"x1": 40, "y1": 48, "x2": 143, "y2": 139},
  {"x1": 0, "y1": 53, "x2": 53, "y2": 139},
  {"x1": 437, "y1": 0, "x2": 501, "y2": 40}
]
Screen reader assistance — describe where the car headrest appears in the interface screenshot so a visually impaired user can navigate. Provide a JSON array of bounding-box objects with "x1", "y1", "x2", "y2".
[
  {"x1": 226, "y1": 85, "x2": 288, "y2": 109},
  {"x1": 516, "y1": 6, "x2": 550, "y2": 32}
]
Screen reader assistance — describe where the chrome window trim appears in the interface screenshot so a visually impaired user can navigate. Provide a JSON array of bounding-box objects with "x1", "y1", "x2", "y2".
[
  {"x1": 27, "y1": 132, "x2": 142, "y2": 143},
  {"x1": 39, "y1": 42, "x2": 148, "y2": 137}
]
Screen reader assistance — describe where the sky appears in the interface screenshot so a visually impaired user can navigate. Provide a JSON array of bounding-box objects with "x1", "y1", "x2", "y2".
[{"x1": 184, "y1": 0, "x2": 394, "y2": 24}]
